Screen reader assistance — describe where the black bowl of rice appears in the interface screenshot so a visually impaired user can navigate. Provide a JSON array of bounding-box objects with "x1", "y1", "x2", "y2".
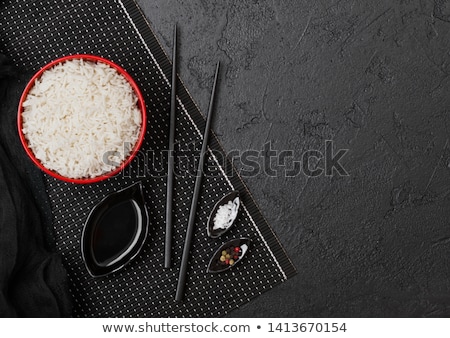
[{"x1": 18, "y1": 54, "x2": 147, "y2": 184}]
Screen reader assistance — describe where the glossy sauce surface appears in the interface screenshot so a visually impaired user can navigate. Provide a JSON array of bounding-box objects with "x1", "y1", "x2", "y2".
[{"x1": 92, "y1": 199, "x2": 140, "y2": 266}]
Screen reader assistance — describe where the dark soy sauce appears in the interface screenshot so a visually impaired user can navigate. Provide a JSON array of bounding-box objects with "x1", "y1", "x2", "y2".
[
  {"x1": 92, "y1": 199, "x2": 140, "y2": 266},
  {"x1": 82, "y1": 181, "x2": 149, "y2": 277}
]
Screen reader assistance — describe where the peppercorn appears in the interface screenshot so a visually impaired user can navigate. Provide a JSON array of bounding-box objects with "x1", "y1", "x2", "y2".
[{"x1": 215, "y1": 244, "x2": 245, "y2": 269}]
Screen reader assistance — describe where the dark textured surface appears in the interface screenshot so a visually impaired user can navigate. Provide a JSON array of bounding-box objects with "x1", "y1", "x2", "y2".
[{"x1": 136, "y1": 0, "x2": 450, "y2": 317}]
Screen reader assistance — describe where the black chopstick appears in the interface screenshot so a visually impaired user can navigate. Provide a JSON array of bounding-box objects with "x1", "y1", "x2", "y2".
[
  {"x1": 175, "y1": 62, "x2": 220, "y2": 301},
  {"x1": 165, "y1": 24, "x2": 177, "y2": 269}
]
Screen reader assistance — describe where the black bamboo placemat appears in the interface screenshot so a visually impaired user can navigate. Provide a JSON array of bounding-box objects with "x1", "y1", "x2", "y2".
[{"x1": 0, "y1": 0, "x2": 296, "y2": 317}]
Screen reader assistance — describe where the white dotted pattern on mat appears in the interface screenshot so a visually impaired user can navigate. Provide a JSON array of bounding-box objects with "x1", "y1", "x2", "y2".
[{"x1": 0, "y1": 0, "x2": 288, "y2": 317}]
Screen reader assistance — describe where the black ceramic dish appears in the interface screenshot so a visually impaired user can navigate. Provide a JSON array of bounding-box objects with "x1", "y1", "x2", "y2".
[
  {"x1": 207, "y1": 238, "x2": 250, "y2": 273},
  {"x1": 207, "y1": 191, "x2": 240, "y2": 238},
  {"x1": 81, "y1": 181, "x2": 149, "y2": 277}
]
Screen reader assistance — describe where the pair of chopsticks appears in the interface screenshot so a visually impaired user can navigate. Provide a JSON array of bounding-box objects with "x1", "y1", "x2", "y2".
[{"x1": 164, "y1": 25, "x2": 221, "y2": 301}]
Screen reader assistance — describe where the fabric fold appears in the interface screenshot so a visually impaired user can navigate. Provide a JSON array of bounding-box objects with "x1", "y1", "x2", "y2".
[{"x1": 0, "y1": 54, "x2": 72, "y2": 317}]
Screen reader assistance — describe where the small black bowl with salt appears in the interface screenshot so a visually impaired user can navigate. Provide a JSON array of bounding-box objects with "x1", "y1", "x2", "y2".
[{"x1": 207, "y1": 191, "x2": 240, "y2": 238}]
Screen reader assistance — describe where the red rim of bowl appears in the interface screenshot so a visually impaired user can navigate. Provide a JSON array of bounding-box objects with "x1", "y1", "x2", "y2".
[{"x1": 17, "y1": 54, "x2": 147, "y2": 184}]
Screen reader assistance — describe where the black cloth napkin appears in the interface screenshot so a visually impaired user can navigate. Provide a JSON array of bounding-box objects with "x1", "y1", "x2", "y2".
[{"x1": 0, "y1": 54, "x2": 72, "y2": 317}]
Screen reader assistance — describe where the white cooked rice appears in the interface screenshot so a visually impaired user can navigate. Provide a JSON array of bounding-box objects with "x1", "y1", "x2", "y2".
[{"x1": 21, "y1": 58, "x2": 142, "y2": 179}]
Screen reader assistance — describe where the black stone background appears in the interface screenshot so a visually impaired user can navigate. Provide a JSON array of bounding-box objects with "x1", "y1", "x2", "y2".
[{"x1": 135, "y1": 0, "x2": 450, "y2": 317}]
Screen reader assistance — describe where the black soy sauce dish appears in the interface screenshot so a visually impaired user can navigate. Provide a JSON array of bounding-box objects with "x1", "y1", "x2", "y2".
[
  {"x1": 207, "y1": 191, "x2": 240, "y2": 238},
  {"x1": 81, "y1": 181, "x2": 149, "y2": 277},
  {"x1": 207, "y1": 238, "x2": 251, "y2": 273}
]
